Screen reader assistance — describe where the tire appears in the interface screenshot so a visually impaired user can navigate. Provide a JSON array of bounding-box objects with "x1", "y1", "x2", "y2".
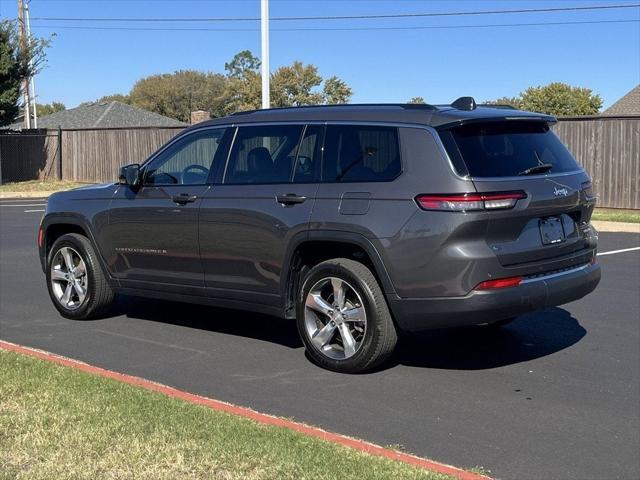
[
  {"x1": 296, "y1": 258, "x2": 397, "y2": 373},
  {"x1": 46, "y1": 233, "x2": 115, "y2": 319}
]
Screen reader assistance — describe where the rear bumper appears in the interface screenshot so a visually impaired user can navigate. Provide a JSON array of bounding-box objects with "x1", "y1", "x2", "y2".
[{"x1": 387, "y1": 262, "x2": 601, "y2": 331}]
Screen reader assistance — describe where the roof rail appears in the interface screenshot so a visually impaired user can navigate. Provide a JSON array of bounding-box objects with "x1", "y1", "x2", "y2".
[{"x1": 231, "y1": 103, "x2": 438, "y2": 116}]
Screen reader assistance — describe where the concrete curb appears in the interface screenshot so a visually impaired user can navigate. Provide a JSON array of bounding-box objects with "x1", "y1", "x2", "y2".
[
  {"x1": 592, "y1": 221, "x2": 640, "y2": 233},
  {"x1": 0, "y1": 339, "x2": 490, "y2": 480}
]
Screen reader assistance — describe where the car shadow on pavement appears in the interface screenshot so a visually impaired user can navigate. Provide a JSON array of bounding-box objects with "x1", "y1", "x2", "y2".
[
  {"x1": 392, "y1": 307, "x2": 586, "y2": 371},
  {"x1": 113, "y1": 295, "x2": 304, "y2": 349}
]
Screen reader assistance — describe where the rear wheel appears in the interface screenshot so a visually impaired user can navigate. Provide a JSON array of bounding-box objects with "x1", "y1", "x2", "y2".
[
  {"x1": 296, "y1": 258, "x2": 397, "y2": 373},
  {"x1": 46, "y1": 233, "x2": 114, "y2": 319}
]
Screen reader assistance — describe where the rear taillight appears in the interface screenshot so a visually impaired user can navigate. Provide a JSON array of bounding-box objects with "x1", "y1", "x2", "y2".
[
  {"x1": 415, "y1": 191, "x2": 527, "y2": 212},
  {"x1": 475, "y1": 276, "x2": 523, "y2": 290}
]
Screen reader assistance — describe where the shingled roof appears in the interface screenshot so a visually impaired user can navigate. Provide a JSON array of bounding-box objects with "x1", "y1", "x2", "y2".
[
  {"x1": 6, "y1": 101, "x2": 187, "y2": 129},
  {"x1": 602, "y1": 85, "x2": 640, "y2": 117}
]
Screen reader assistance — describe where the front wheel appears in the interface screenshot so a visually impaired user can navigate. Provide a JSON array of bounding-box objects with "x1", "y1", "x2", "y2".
[
  {"x1": 46, "y1": 233, "x2": 114, "y2": 319},
  {"x1": 296, "y1": 258, "x2": 397, "y2": 373}
]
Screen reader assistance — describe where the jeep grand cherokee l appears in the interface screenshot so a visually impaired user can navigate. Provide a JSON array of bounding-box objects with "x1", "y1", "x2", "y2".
[{"x1": 39, "y1": 98, "x2": 601, "y2": 373}]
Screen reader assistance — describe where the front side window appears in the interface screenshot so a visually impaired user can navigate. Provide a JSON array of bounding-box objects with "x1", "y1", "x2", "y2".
[
  {"x1": 144, "y1": 128, "x2": 228, "y2": 185},
  {"x1": 439, "y1": 121, "x2": 581, "y2": 178},
  {"x1": 224, "y1": 125, "x2": 304, "y2": 184},
  {"x1": 322, "y1": 125, "x2": 401, "y2": 182}
]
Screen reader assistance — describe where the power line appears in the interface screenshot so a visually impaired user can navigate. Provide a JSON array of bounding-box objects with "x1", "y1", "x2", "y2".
[
  {"x1": 30, "y1": 19, "x2": 640, "y2": 32},
  {"x1": 30, "y1": 3, "x2": 640, "y2": 23}
]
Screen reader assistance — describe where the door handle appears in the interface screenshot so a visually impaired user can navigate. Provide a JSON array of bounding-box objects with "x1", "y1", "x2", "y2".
[
  {"x1": 276, "y1": 194, "x2": 307, "y2": 206},
  {"x1": 172, "y1": 193, "x2": 198, "y2": 205}
]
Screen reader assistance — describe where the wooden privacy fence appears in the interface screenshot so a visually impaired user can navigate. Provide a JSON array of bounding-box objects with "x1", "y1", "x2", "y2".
[
  {"x1": 554, "y1": 116, "x2": 639, "y2": 210},
  {"x1": 1, "y1": 117, "x2": 638, "y2": 209}
]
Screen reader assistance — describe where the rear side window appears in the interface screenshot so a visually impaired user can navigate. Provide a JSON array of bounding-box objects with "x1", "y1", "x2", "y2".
[
  {"x1": 323, "y1": 125, "x2": 401, "y2": 182},
  {"x1": 224, "y1": 125, "x2": 304, "y2": 184},
  {"x1": 439, "y1": 121, "x2": 580, "y2": 178}
]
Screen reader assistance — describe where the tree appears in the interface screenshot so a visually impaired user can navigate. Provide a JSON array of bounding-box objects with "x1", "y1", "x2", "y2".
[
  {"x1": 408, "y1": 96, "x2": 426, "y2": 104},
  {"x1": 0, "y1": 20, "x2": 48, "y2": 126},
  {"x1": 520, "y1": 83, "x2": 602, "y2": 116},
  {"x1": 485, "y1": 83, "x2": 602, "y2": 116},
  {"x1": 483, "y1": 96, "x2": 521, "y2": 109},
  {"x1": 271, "y1": 61, "x2": 324, "y2": 107},
  {"x1": 225, "y1": 50, "x2": 261, "y2": 79},
  {"x1": 323, "y1": 76, "x2": 353, "y2": 104},
  {"x1": 129, "y1": 70, "x2": 228, "y2": 122},
  {"x1": 221, "y1": 50, "x2": 262, "y2": 114},
  {"x1": 97, "y1": 93, "x2": 131, "y2": 104},
  {"x1": 35, "y1": 101, "x2": 65, "y2": 116}
]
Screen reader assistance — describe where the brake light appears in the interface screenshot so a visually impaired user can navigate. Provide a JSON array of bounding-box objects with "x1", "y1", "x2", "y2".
[
  {"x1": 581, "y1": 181, "x2": 595, "y2": 199},
  {"x1": 415, "y1": 191, "x2": 527, "y2": 212},
  {"x1": 475, "y1": 276, "x2": 523, "y2": 290}
]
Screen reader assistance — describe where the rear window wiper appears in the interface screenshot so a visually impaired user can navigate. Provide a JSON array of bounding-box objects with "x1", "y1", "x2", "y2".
[{"x1": 518, "y1": 163, "x2": 553, "y2": 176}]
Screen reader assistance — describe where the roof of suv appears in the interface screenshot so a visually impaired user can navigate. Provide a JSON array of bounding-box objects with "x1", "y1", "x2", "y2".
[{"x1": 196, "y1": 100, "x2": 556, "y2": 130}]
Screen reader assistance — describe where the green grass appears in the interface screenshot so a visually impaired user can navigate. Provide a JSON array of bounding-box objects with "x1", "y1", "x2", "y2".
[
  {"x1": 0, "y1": 350, "x2": 455, "y2": 480},
  {"x1": 0, "y1": 180, "x2": 88, "y2": 192},
  {"x1": 592, "y1": 208, "x2": 640, "y2": 224}
]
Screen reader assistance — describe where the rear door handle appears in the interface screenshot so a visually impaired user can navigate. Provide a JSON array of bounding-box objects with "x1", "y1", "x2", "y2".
[
  {"x1": 276, "y1": 194, "x2": 307, "y2": 206},
  {"x1": 172, "y1": 193, "x2": 198, "y2": 205}
]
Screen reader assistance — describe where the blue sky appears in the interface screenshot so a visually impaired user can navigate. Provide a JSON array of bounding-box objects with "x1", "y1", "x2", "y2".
[{"x1": 1, "y1": 0, "x2": 639, "y2": 109}]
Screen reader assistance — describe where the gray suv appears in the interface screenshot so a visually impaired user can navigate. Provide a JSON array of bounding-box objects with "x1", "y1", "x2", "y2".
[{"x1": 39, "y1": 98, "x2": 601, "y2": 373}]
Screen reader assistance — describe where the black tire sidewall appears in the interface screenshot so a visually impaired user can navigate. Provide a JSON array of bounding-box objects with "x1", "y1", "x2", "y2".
[
  {"x1": 46, "y1": 234, "x2": 99, "y2": 319},
  {"x1": 296, "y1": 261, "x2": 383, "y2": 372}
]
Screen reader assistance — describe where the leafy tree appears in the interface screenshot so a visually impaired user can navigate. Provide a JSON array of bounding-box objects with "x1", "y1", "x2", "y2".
[
  {"x1": 271, "y1": 61, "x2": 324, "y2": 107},
  {"x1": 485, "y1": 83, "x2": 602, "y2": 116},
  {"x1": 520, "y1": 83, "x2": 602, "y2": 116},
  {"x1": 97, "y1": 93, "x2": 131, "y2": 104},
  {"x1": 483, "y1": 96, "x2": 521, "y2": 109},
  {"x1": 0, "y1": 20, "x2": 49, "y2": 126},
  {"x1": 129, "y1": 70, "x2": 228, "y2": 122},
  {"x1": 408, "y1": 96, "x2": 426, "y2": 104},
  {"x1": 35, "y1": 101, "x2": 65, "y2": 116},
  {"x1": 225, "y1": 50, "x2": 261, "y2": 78},
  {"x1": 323, "y1": 76, "x2": 353, "y2": 104}
]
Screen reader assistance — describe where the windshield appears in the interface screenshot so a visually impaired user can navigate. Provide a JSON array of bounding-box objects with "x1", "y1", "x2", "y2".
[{"x1": 439, "y1": 121, "x2": 581, "y2": 178}]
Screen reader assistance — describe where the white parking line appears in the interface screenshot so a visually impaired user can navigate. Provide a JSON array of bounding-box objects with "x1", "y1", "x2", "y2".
[
  {"x1": 24, "y1": 209, "x2": 45, "y2": 213},
  {"x1": 0, "y1": 204, "x2": 47, "y2": 207},
  {"x1": 597, "y1": 247, "x2": 640, "y2": 256}
]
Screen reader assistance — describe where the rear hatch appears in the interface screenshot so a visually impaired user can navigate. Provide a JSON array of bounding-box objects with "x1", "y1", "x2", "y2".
[{"x1": 438, "y1": 119, "x2": 597, "y2": 269}]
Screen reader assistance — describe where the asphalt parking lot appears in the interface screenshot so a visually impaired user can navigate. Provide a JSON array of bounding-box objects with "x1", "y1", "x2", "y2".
[{"x1": 1, "y1": 197, "x2": 638, "y2": 480}]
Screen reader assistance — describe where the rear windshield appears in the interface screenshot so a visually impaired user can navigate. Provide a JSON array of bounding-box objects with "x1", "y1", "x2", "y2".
[{"x1": 439, "y1": 121, "x2": 580, "y2": 178}]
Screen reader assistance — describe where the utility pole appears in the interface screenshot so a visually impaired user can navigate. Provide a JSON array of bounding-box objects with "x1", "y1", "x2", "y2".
[
  {"x1": 17, "y1": 0, "x2": 31, "y2": 129},
  {"x1": 25, "y1": 0, "x2": 37, "y2": 128},
  {"x1": 260, "y1": 0, "x2": 270, "y2": 109}
]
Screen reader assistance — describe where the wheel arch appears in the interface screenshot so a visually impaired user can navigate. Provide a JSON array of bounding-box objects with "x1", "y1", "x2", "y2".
[{"x1": 281, "y1": 231, "x2": 396, "y2": 319}]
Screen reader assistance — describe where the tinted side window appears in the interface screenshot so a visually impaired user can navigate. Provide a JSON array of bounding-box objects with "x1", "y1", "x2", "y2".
[
  {"x1": 224, "y1": 125, "x2": 304, "y2": 184},
  {"x1": 323, "y1": 125, "x2": 401, "y2": 182},
  {"x1": 144, "y1": 128, "x2": 227, "y2": 186},
  {"x1": 293, "y1": 125, "x2": 323, "y2": 183}
]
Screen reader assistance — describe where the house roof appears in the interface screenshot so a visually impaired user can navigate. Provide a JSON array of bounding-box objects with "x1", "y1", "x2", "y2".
[
  {"x1": 6, "y1": 101, "x2": 187, "y2": 130},
  {"x1": 602, "y1": 85, "x2": 640, "y2": 116}
]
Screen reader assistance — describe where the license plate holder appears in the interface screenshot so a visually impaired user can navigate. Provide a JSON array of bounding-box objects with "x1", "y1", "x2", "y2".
[{"x1": 539, "y1": 217, "x2": 566, "y2": 245}]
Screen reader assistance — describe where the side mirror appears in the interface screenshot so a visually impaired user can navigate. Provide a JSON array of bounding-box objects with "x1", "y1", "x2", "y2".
[{"x1": 119, "y1": 164, "x2": 141, "y2": 188}]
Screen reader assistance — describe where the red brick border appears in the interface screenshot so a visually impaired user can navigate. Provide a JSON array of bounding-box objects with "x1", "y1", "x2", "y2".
[{"x1": 0, "y1": 340, "x2": 490, "y2": 480}]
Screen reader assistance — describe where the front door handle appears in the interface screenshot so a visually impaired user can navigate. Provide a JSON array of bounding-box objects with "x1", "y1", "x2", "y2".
[
  {"x1": 172, "y1": 193, "x2": 198, "y2": 205},
  {"x1": 276, "y1": 194, "x2": 307, "y2": 206}
]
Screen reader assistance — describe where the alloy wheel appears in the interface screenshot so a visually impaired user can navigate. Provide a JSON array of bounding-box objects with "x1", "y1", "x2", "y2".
[
  {"x1": 50, "y1": 246, "x2": 88, "y2": 311},
  {"x1": 304, "y1": 277, "x2": 367, "y2": 360}
]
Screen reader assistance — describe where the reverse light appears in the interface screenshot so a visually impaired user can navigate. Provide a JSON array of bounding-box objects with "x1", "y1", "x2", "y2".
[
  {"x1": 415, "y1": 191, "x2": 527, "y2": 212},
  {"x1": 475, "y1": 276, "x2": 524, "y2": 290}
]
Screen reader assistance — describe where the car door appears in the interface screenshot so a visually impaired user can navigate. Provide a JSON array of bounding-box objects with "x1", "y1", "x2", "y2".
[
  {"x1": 105, "y1": 127, "x2": 230, "y2": 288},
  {"x1": 199, "y1": 124, "x2": 322, "y2": 303}
]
